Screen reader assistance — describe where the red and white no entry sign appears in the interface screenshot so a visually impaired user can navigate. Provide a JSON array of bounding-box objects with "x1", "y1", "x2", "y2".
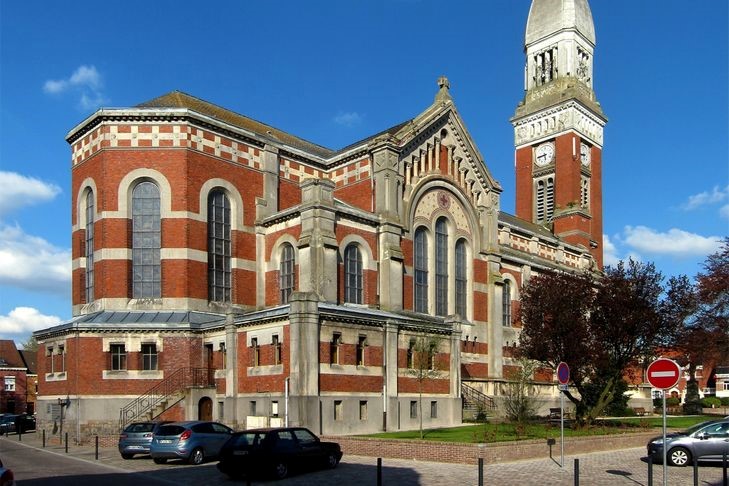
[{"x1": 646, "y1": 358, "x2": 681, "y2": 389}]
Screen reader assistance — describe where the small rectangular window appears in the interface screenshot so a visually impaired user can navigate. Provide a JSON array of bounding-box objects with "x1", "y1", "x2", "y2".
[
  {"x1": 356, "y1": 335, "x2": 367, "y2": 366},
  {"x1": 218, "y1": 401, "x2": 224, "y2": 420},
  {"x1": 47, "y1": 347, "x2": 54, "y2": 373},
  {"x1": 250, "y1": 401, "x2": 257, "y2": 416},
  {"x1": 410, "y1": 400, "x2": 418, "y2": 419},
  {"x1": 271, "y1": 400, "x2": 279, "y2": 417},
  {"x1": 330, "y1": 333, "x2": 341, "y2": 365},
  {"x1": 407, "y1": 339, "x2": 415, "y2": 369},
  {"x1": 58, "y1": 344, "x2": 66, "y2": 372},
  {"x1": 141, "y1": 343, "x2": 158, "y2": 370},
  {"x1": 272, "y1": 335, "x2": 281, "y2": 365},
  {"x1": 430, "y1": 401, "x2": 438, "y2": 419},
  {"x1": 359, "y1": 400, "x2": 367, "y2": 421},
  {"x1": 110, "y1": 344, "x2": 126, "y2": 371},
  {"x1": 4, "y1": 376, "x2": 15, "y2": 392},
  {"x1": 251, "y1": 338, "x2": 259, "y2": 367},
  {"x1": 334, "y1": 400, "x2": 343, "y2": 421}
]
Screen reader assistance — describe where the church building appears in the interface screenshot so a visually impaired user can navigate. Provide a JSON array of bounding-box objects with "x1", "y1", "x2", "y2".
[{"x1": 35, "y1": 0, "x2": 607, "y2": 437}]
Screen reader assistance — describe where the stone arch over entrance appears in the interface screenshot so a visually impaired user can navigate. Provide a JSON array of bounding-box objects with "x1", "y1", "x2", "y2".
[{"x1": 198, "y1": 397, "x2": 213, "y2": 421}]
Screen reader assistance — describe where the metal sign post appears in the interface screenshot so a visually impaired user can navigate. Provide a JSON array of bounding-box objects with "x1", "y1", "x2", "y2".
[
  {"x1": 556, "y1": 362, "x2": 570, "y2": 469},
  {"x1": 646, "y1": 358, "x2": 681, "y2": 486}
]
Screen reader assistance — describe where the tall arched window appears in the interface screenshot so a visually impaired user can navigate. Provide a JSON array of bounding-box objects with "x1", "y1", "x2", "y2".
[
  {"x1": 85, "y1": 189, "x2": 95, "y2": 303},
  {"x1": 414, "y1": 227, "x2": 428, "y2": 313},
  {"x1": 132, "y1": 182, "x2": 161, "y2": 299},
  {"x1": 279, "y1": 243, "x2": 295, "y2": 304},
  {"x1": 503, "y1": 280, "x2": 512, "y2": 326},
  {"x1": 455, "y1": 239, "x2": 467, "y2": 318},
  {"x1": 208, "y1": 190, "x2": 231, "y2": 302},
  {"x1": 435, "y1": 217, "x2": 448, "y2": 316},
  {"x1": 344, "y1": 244, "x2": 363, "y2": 304}
]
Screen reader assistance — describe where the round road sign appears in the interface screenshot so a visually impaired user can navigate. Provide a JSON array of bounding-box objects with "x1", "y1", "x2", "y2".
[
  {"x1": 646, "y1": 358, "x2": 681, "y2": 389},
  {"x1": 557, "y1": 362, "x2": 570, "y2": 385}
]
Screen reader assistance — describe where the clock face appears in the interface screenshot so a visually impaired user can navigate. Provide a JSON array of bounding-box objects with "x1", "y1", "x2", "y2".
[
  {"x1": 580, "y1": 143, "x2": 591, "y2": 166},
  {"x1": 535, "y1": 143, "x2": 554, "y2": 166}
]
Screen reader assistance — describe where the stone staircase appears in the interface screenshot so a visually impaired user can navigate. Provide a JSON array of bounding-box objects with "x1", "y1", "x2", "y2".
[
  {"x1": 462, "y1": 382, "x2": 495, "y2": 420},
  {"x1": 118, "y1": 367, "x2": 214, "y2": 429}
]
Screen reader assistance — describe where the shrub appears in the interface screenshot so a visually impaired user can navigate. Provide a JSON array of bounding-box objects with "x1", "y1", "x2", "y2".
[
  {"x1": 666, "y1": 397, "x2": 680, "y2": 407},
  {"x1": 721, "y1": 397, "x2": 729, "y2": 406},
  {"x1": 701, "y1": 396, "x2": 721, "y2": 408}
]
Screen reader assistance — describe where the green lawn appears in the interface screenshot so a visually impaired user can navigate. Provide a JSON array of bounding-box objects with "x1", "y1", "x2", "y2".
[{"x1": 364, "y1": 416, "x2": 718, "y2": 444}]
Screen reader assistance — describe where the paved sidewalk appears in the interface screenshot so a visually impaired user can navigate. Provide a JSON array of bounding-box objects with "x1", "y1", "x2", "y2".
[{"x1": 2, "y1": 431, "x2": 727, "y2": 485}]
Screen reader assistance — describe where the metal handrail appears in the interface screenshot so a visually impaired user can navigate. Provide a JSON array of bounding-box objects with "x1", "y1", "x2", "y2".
[
  {"x1": 118, "y1": 367, "x2": 214, "y2": 429},
  {"x1": 462, "y1": 382, "x2": 495, "y2": 410}
]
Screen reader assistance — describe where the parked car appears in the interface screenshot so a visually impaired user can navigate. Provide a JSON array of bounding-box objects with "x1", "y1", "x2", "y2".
[
  {"x1": 150, "y1": 421, "x2": 233, "y2": 465},
  {"x1": 217, "y1": 427, "x2": 342, "y2": 480},
  {"x1": 0, "y1": 416, "x2": 17, "y2": 436},
  {"x1": 118, "y1": 421, "x2": 170, "y2": 459},
  {"x1": 647, "y1": 418, "x2": 729, "y2": 466},
  {"x1": 0, "y1": 457, "x2": 14, "y2": 486},
  {"x1": 14, "y1": 414, "x2": 35, "y2": 434}
]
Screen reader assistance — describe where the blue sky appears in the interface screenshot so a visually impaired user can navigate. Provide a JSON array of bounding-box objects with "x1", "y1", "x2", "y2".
[{"x1": 1, "y1": 0, "x2": 727, "y2": 347}]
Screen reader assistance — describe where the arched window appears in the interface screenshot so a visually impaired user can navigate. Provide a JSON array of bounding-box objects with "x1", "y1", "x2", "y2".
[
  {"x1": 132, "y1": 182, "x2": 161, "y2": 298},
  {"x1": 503, "y1": 280, "x2": 512, "y2": 327},
  {"x1": 208, "y1": 190, "x2": 231, "y2": 302},
  {"x1": 279, "y1": 243, "x2": 295, "y2": 304},
  {"x1": 535, "y1": 176, "x2": 555, "y2": 224},
  {"x1": 435, "y1": 217, "x2": 448, "y2": 316},
  {"x1": 85, "y1": 189, "x2": 95, "y2": 303},
  {"x1": 455, "y1": 239, "x2": 467, "y2": 318},
  {"x1": 414, "y1": 227, "x2": 428, "y2": 313},
  {"x1": 344, "y1": 244, "x2": 363, "y2": 304}
]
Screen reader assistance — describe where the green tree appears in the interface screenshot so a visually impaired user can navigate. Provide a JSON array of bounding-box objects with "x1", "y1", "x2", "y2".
[
  {"x1": 503, "y1": 357, "x2": 539, "y2": 424},
  {"x1": 21, "y1": 336, "x2": 38, "y2": 352},
  {"x1": 518, "y1": 260, "x2": 682, "y2": 424}
]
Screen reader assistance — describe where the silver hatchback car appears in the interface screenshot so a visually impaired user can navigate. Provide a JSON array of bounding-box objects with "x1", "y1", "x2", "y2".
[
  {"x1": 647, "y1": 419, "x2": 729, "y2": 466},
  {"x1": 150, "y1": 421, "x2": 233, "y2": 465}
]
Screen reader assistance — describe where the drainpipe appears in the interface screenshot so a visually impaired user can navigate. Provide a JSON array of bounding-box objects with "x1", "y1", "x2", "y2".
[{"x1": 284, "y1": 377, "x2": 289, "y2": 427}]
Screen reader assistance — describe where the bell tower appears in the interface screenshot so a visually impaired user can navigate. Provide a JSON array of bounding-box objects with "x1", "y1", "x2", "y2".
[{"x1": 511, "y1": 0, "x2": 607, "y2": 268}]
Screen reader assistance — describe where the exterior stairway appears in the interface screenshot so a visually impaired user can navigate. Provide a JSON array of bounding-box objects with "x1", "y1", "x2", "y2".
[
  {"x1": 462, "y1": 382, "x2": 495, "y2": 420},
  {"x1": 118, "y1": 367, "x2": 215, "y2": 429}
]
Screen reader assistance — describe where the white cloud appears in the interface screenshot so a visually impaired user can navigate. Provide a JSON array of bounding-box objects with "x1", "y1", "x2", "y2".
[
  {"x1": 0, "y1": 224, "x2": 71, "y2": 295},
  {"x1": 622, "y1": 226, "x2": 723, "y2": 257},
  {"x1": 720, "y1": 204, "x2": 729, "y2": 220},
  {"x1": 602, "y1": 234, "x2": 620, "y2": 267},
  {"x1": 333, "y1": 111, "x2": 363, "y2": 127},
  {"x1": 0, "y1": 307, "x2": 61, "y2": 336},
  {"x1": 682, "y1": 185, "x2": 729, "y2": 211},
  {"x1": 43, "y1": 65, "x2": 107, "y2": 110},
  {"x1": 0, "y1": 171, "x2": 61, "y2": 217}
]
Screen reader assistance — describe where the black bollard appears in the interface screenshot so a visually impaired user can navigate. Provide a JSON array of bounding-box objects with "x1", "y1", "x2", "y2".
[
  {"x1": 65, "y1": 432, "x2": 68, "y2": 453},
  {"x1": 377, "y1": 457, "x2": 382, "y2": 486},
  {"x1": 693, "y1": 453, "x2": 698, "y2": 486},
  {"x1": 647, "y1": 454, "x2": 653, "y2": 486},
  {"x1": 574, "y1": 458, "x2": 579, "y2": 486},
  {"x1": 478, "y1": 457, "x2": 484, "y2": 486},
  {"x1": 723, "y1": 452, "x2": 727, "y2": 486},
  {"x1": 42, "y1": 429, "x2": 46, "y2": 448},
  {"x1": 95, "y1": 435, "x2": 99, "y2": 460}
]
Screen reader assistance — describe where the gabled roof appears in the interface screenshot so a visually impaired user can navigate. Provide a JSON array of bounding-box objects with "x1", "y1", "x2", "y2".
[
  {"x1": 18, "y1": 349, "x2": 36, "y2": 374},
  {"x1": 0, "y1": 340, "x2": 26, "y2": 368}
]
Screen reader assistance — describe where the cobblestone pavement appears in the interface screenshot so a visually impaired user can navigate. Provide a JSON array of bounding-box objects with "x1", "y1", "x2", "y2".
[{"x1": 2, "y1": 433, "x2": 727, "y2": 485}]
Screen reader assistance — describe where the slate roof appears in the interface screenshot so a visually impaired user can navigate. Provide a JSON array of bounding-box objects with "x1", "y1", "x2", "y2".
[
  {"x1": 0, "y1": 340, "x2": 26, "y2": 368},
  {"x1": 137, "y1": 91, "x2": 337, "y2": 159},
  {"x1": 18, "y1": 350, "x2": 36, "y2": 374}
]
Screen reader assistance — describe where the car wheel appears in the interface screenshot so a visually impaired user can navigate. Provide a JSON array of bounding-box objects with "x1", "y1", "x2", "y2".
[
  {"x1": 273, "y1": 461, "x2": 289, "y2": 479},
  {"x1": 668, "y1": 447, "x2": 691, "y2": 467},
  {"x1": 121, "y1": 453, "x2": 134, "y2": 460},
  {"x1": 326, "y1": 452, "x2": 339, "y2": 469},
  {"x1": 153, "y1": 457, "x2": 167, "y2": 464},
  {"x1": 189, "y1": 447, "x2": 204, "y2": 465}
]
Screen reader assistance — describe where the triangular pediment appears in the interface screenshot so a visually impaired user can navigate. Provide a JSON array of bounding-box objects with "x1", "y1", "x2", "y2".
[{"x1": 393, "y1": 93, "x2": 502, "y2": 212}]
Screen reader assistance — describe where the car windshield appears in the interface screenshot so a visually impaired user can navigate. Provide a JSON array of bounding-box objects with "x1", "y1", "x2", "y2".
[
  {"x1": 156, "y1": 425, "x2": 186, "y2": 436},
  {"x1": 684, "y1": 421, "x2": 715, "y2": 436},
  {"x1": 124, "y1": 423, "x2": 155, "y2": 433}
]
